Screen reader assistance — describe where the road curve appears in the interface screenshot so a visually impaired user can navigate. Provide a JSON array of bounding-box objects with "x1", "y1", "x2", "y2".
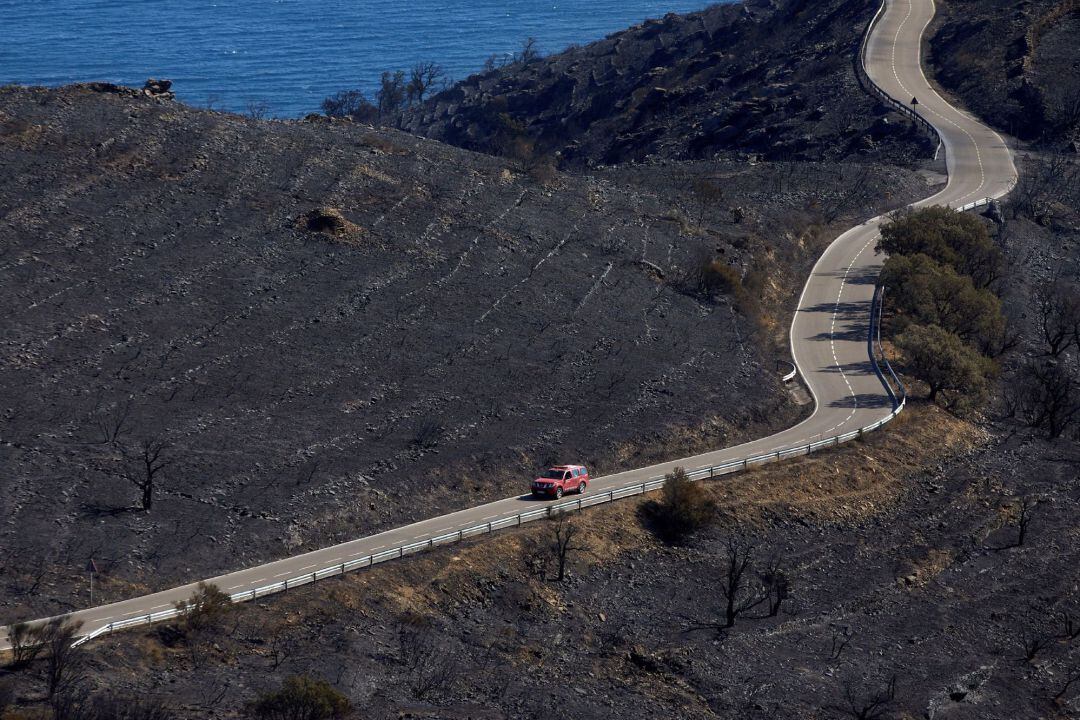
[{"x1": 1, "y1": 0, "x2": 1016, "y2": 650}]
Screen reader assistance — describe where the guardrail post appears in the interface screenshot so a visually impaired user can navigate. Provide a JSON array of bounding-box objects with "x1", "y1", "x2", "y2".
[
  {"x1": 340, "y1": 563, "x2": 345, "y2": 574},
  {"x1": 429, "y1": 538, "x2": 434, "y2": 549},
  {"x1": 398, "y1": 548, "x2": 403, "y2": 559},
  {"x1": 367, "y1": 554, "x2": 373, "y2": 566},
  {"x1": 807, "y1": 443, "x2": 812, "y2": 454},
  {"x1": 743, "y1": 459, "x2": 748, "y2": 470},
  {"x1": 709, "y1": 466, "x2": 715, "y2": 478},
  {"x1": 312, "y1": 572, "x2": 316, "y2": 584},
  {"x1": 775, "y1": 451, "x2": 781, "y2": 460},
  {"x1": 284, "y1": 578, "x2": 288, "y2": 591},
  {"x1": 608, "y1": 491, "x2": 613, "y2": 502},
  {"x1": 251, "y1": 589, "x2": 257, "y2": 600},
  {"x1": 487, "y1": 522, "x2": 492, "y2": 533},
  {"x1": 640, "y1": 482, "x2": 646, "y2": 493}
]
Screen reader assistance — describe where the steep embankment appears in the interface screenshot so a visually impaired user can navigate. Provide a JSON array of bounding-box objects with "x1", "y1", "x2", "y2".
[
  {"x1": 0, "y1": 84, "x2": 930, "y2": 623},
  {"x1": 928, "y1": 0, "x2": 1080, "y2": 143},
  {"x1": 404, "y1": 0, "x2": 935, "y2": 166}
]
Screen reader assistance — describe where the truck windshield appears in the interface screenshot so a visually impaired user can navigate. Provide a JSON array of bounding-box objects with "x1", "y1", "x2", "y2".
[{"x1": 541, "y1": 470, "x2": 564, "y2": 479}]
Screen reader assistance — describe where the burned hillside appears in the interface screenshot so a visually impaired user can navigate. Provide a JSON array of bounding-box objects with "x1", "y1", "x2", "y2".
[{"x1": 0, "y1": 84, "x2": 931, "y2": 623}]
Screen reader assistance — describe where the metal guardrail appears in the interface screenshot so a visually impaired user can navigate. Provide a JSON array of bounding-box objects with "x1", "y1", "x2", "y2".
[
  {"x1": 58, "y1": 1, "x2": 920, "y2": 652},
  {"x1": 68, "y1": 282, "x2": 907, "y2": 649},
  {"x1": 953, "y1": 197, "x2": 995, "y2": 213},
  {"x1": 871, "y1": 286, "x2": 907, "y2": 411},
  {"x1": 855, "y1": 0, "x2": 944, "y2": 161}
]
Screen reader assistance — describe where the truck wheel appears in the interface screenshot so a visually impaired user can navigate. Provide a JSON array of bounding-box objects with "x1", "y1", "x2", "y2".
[
  {"x1": 555, "y1": 487, "x2": 563, "y2": 499},
  {"x1": 577, "y1": 482, "x2": 586, "y2": 495}
]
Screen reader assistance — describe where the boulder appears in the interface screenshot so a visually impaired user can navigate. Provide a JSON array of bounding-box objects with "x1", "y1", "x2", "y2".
[{"x1": 143, "y1": 78, "x2": 175, "y2": 99}]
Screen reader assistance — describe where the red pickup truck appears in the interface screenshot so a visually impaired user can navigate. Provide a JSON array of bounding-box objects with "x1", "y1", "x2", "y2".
[{"x1": 531, "y1": 465, "x2": 589, "y2": 499}]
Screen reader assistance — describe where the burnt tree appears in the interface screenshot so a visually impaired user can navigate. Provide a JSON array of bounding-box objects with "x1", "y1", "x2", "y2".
[
  {"x1": 719, "y1": 537, "x2": 767, "y2": 629},
  {"x1": 121, "y1": 438, "x2": 170, "y2": 511},
  {"x1": 548, "y1": 511, "x2": 584, "y2": 582}
]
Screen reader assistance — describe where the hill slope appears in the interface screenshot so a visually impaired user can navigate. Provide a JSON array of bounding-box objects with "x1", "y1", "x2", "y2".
[
  {"x1": 928, "y1": 0, "x2": 1080, "y2": 143},
  {"x1": 403, "y1": 0, "x2": 934, "y2": 166},
  {"x1": 0, "y1": 84, "x2": 930, "y2": 622}
]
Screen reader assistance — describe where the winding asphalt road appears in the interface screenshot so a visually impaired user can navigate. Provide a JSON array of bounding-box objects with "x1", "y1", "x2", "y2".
[{"x1": 1, "y1": 0, "x2": 1017, "y2": 650}]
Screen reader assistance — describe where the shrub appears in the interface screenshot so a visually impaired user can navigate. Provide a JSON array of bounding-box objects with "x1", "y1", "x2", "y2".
[
  {"x1": 6, "y1": 621, "x2": 44, "y2": 669},
  {"x1": 526, "y1": 154, "x2": 558, "y2": 185},
  {"x1": 320, "y1": 90, "x2": 378, "y2": 123},
  {"x1": 699, "y1": 259, "x2": 743, "y2": 297},
  {"x1": 494, "y1": 112, "x2": 534, "y2": 161},
  {"x1": 247, "y1": 676, "x2": 351, "y2": 720},
  {"x1": 171, "y1": 582, "x2": 233, "y2": 664},
  {"x1": 644, "y1": 467, "x2": 714, "y2": 541},
  {"x1": 173, "y1": 582, "x2": 232, "y2": 633},
  {"x1": 877, "y1": 206, "x2": 1002, "y2": 289},
  {"x1": 895, "y1": 323, "x2": 997, "y2": 409}
]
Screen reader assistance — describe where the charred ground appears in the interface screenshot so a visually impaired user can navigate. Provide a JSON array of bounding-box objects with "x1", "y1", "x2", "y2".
[
  {"x1": 402, "y1": 0, "x2": 937, "y2": 167},
  {"x1": 2, "y1": 0, "x2": 1078, "y2": 718},
  {"x1": 0, "y1": 84, "x2": 931, "y2": 625},
  {"x1": 928, "y1": 0, "x2": 1080, "y2": 145}
]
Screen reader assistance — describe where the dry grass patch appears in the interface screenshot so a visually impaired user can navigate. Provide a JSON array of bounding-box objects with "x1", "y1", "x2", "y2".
[
  {"x1": 0, "y1": 115, "x2": 45, "y2": 148},
  {"x1": 359, "y1": 134, "x2": 411, "y2": 156},
  {"x1": 897, "y1": 547, "x2": 956, "y2": 588},
  {"x1": 708, "y1": 403, "x2": 986, "y2": 524}
]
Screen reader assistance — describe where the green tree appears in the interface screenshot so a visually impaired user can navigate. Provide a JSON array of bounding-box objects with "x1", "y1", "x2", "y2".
[
  {"x1": 248, "y1": 676, "x2": 351, "y2": 720},
  {"x1": 644, "y1": 467, "x2": 714, "y2": 541},
  {"x1": 878, "y1": 206, "x2": 1002, "y2": 289},
  {"x1": 894, "y1": 324, "x2": 997, "y2": 408},
  {"x1": 880, "y1": 253, "x2": 1005, "y2": 354}
]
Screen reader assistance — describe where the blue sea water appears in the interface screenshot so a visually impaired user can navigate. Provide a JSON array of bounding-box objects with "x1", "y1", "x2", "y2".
[{"x1": 0, "y1": 0, "x2": 719, "y2": 118}]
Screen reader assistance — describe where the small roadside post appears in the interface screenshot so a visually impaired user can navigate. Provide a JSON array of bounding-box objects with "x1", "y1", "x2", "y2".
[{"x1": 87, "y1": 557, "x2": 98, "y2": 605}]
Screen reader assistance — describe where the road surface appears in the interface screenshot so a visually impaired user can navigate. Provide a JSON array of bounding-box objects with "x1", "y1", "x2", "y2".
[{"x1": 0, "y1": 0, "x2": 1016, "y2": 650}]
